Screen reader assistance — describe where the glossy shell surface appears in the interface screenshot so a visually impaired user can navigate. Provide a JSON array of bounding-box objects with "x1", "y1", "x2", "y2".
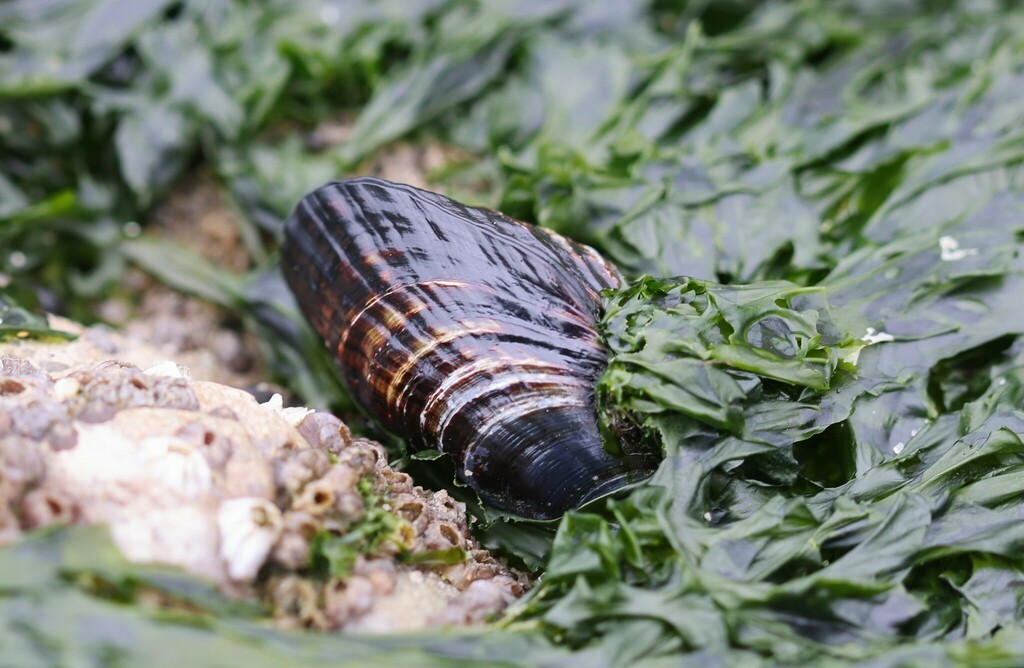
[{"x1": 282, "y1": 177, "x2": 652, "y2": 518}]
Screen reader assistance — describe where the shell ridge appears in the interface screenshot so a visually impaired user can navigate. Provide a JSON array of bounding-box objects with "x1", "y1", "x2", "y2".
[
  {"x1": 386, "y1": 323, "x2": 506, "y2": 413},
  {"x1": 454, "y1": 393, "x2": 591, "y2": 466},
  {"x1": 337, "y1": 179, "x2": 608, "y2": 315},
  {"x1": 417, "y1": 358, "x2": 586, "y2": 435},
  {"x1": 337, "y1": 278, "x2": 474, "y2": 362},
  {"x1": 429, "y1": 368, "x2": 592, "y2": 449},
  {"x1": 342, "y1": 283, "x2": 605, "y2": 399}
]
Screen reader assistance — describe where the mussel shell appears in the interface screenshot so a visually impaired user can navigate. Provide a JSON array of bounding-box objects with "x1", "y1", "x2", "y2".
[{"x1": 282, "y1": 177, "x2": 654, "y2": 518}]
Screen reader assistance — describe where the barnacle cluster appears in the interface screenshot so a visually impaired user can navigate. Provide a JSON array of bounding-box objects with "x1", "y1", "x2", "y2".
[
  {"x1": 266, "y1": 426, "x2": 523, "y2": 631},
  {"x1": 0, "y1": 320, "x2": 524, "y2": 631}
]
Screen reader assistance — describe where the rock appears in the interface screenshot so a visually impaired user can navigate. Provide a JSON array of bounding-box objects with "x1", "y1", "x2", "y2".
[{"x1": 0, "y1": 318, "x2": 524, "y2": 632}]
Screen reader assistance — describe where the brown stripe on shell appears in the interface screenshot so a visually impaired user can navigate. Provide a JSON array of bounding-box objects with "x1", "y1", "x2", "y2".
[{"x1": 281, "y1": 177, "x2": 656, "y2": 519}]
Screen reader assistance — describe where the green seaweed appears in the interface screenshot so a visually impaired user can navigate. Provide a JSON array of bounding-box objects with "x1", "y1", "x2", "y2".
[{"x1": 3, "y1": 0, "x2": 1024, "y2": 665}]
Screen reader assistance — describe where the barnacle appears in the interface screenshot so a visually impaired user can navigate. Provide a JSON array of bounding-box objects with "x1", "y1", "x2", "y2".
[
  {"x1": 271, "y1": 510, "x2": 320, "y2": 569},
  {"x1": 295, "y1": 411, "x2": 352, "y2": 456},
  {"x1": 20, "y1": 487, "x2": 78, "y2": 528},
  {"x1": 217, "y1": 497, "x2": 284, "y2": 582},
  {"x1": 138, "y1": 435, "x2": 213, "y2": 498}
]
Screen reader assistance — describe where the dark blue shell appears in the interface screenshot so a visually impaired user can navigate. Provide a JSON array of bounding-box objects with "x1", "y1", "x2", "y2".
[{"x1": 281, "y1": 177, "x2": 655, "y2": 518}]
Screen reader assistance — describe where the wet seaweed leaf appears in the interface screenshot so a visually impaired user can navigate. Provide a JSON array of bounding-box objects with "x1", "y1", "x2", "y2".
[
  {"x1": 0, "y1": 527, "x2": 579, "y2": 668},
  {"x1": 4, "y1": 0, "x2": 1024, "y2": 665},
  {"x1": 0, "y1": 292, "x2": 75, "y2": 341}
]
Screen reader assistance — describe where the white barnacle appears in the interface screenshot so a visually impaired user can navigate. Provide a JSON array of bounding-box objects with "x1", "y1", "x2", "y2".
[
  {"x1": 893, "y1": 442, "x2": 905, "y2": 455},
  {"x1": 260, "y1": 392, "x2": 313, "y2": 427},
  {"x1": 53, "y1": 377, "x2": 81, "y2": 401},
  {"x1": 218, "y1": 498, "x2": 283, "y2": 582},
  {"x1": 280, "y1": 406, "x2": 314, "y2": 428},
  {"x1": 139, "y1": 436, "x2": 212, "y2": 498},
  {"x1": 939, "y1": 236, "x2": 979, "y2": 262},
  {"x1": 262, "y1": 393, "x2": 284, "y2": 411},
  {"x1": 861, "y1": 327, "x2": 895, "y2": 345},
  {"x1": 144, "y1": 360, "x2": 190, "y2": 378}
]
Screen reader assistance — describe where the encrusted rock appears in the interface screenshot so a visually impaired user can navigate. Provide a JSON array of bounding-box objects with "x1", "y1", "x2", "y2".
[{"x1": 0, "y1": 318, "x2": 524, "y2": 631}]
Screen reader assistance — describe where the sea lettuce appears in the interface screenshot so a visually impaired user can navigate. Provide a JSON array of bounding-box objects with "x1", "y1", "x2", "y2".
[{"x1": 3, "y1": 0, "x2": 1024, "y2": 665}]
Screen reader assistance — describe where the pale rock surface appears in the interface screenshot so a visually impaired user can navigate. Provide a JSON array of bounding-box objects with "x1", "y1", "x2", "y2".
[{"x1": 0, "y1": 317, "x2": 523, "y2": 631}]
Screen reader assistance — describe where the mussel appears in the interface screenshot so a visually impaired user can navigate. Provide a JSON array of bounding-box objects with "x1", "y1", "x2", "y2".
[{"x1": 281, "y1": 178, "x2": 654, "y2": 519}]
